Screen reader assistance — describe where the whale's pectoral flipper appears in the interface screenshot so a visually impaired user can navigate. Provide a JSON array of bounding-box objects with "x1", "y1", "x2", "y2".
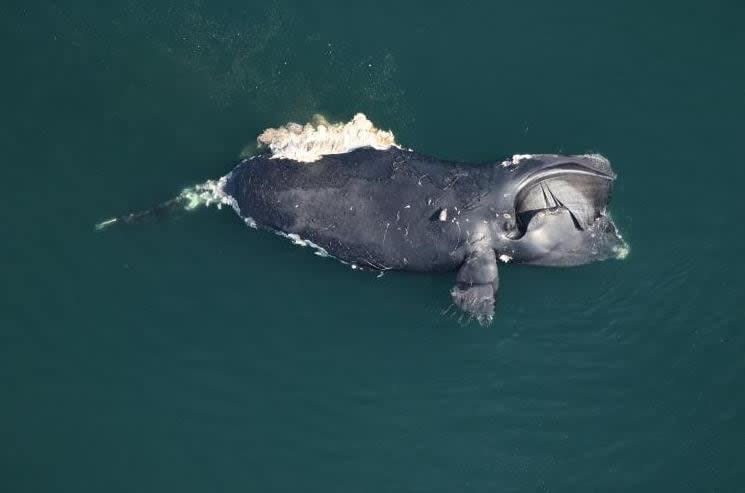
[{"x1": 450, "y1": 249, "x2": 499, "y2": 325}]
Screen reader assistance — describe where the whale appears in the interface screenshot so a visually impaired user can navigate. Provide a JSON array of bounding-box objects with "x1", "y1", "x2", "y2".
[{"x1": 100, "y1": 114, "x2": 628, "y2": 323}]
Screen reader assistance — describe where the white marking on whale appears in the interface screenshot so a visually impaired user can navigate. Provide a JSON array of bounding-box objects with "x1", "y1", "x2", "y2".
[{"x1": 256, "y1": 113, "x2": 400, "y2": 163}]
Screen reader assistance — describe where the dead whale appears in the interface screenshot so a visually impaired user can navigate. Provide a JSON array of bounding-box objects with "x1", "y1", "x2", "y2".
[{"x1": 100, "y1": 114, "x2": 628, "y2": 323}]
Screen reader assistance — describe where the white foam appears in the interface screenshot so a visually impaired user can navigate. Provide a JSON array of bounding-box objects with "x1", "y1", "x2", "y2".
[
  {"x1": 500, "y1": 154, "x2": 534, "y2": 167},
  {"x1": 256, "y1": 113, "x2": 399, "y2": 163},
  {"x1": 178, "y1": 175, "x2": 258, "y2": 229},
  {"x1": 613, "y1": 244, "x2": 630, "y2": 260},
  {"x1": 277, "y1": 232, "x2": 331, "y2": 257},
  {"x1": 179, "y1": 175, "x2": 234, "y2": 210}
]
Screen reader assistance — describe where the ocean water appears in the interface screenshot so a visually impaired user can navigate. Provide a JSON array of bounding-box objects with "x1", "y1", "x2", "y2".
[{"x1": 2, "y1": 1, "x2": 744, "y2": 491}]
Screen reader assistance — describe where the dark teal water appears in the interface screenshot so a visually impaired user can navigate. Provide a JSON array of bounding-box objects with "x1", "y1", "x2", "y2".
[{"x1": 2, "y1": 1, "x2": 744, "y2": 491}]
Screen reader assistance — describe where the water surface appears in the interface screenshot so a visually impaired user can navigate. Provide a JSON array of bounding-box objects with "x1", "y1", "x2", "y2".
[{"x1": 2, "y1": 1, "x2": 744, "y2": 491}]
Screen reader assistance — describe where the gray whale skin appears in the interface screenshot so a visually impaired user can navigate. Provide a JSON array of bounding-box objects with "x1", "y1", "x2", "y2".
[{"x1": 222, "y1": 147, "x2": 627, "y2": 323}]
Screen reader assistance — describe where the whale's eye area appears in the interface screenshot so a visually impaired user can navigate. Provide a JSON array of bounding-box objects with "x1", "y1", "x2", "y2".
[{"x1": 513, "y1": 173, "x2": 612, "y2": 238}]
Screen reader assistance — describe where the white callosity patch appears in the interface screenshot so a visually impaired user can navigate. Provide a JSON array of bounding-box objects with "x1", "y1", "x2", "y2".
[
  {"x1": 498, "y1": 254, "x2": 513, "y2": 263},
  {"x1": 256, "y1": 113, "x2": 399, "y2": 163}
]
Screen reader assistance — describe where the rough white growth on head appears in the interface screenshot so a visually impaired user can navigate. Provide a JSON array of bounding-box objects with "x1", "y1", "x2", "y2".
[
  {"x1": 439, "y1": 208, "x2": 448, "y2": 221},
  {"x1": 257, "y1": 113, "x2": 399, "y2": 163},
  {"x1": 499, "y1": 254, "x2": 513, "y2": 263}
]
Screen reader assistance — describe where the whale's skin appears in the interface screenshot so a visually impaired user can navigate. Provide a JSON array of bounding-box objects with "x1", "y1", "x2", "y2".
[
  {"x1": 223, "y1": 147, "x2": 499, "y2": 272},
  {"x1": 221, "y1": 147, "x2": 625, "y2": 322}
]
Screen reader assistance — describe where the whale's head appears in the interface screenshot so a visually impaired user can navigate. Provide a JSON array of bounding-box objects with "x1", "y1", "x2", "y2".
[{"x1": 496, "y1": 154, "x2": 628, "y2": 266}]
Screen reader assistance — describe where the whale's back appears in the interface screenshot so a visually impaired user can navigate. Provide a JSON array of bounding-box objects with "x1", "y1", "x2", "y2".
[{"x1": 223, "y1": 147, "x2": 485, "y2": 271}]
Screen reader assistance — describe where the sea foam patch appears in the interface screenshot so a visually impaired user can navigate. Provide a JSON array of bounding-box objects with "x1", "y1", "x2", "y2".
[
  {"x1": 178, "y1": 174, "x2": 259, "y2": 228},
  {"x1": 179, "y1": 175, "x2": 236, "y2": 212},
  {"x1": 256, "y1": 113, "x2": 399, "y2": 163}
]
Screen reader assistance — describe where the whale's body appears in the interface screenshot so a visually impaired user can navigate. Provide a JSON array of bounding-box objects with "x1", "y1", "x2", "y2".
[
  {"x1": 221, "y1": 146, "x2": 627, "y2": 322},
  {"x1": 101, "y1": 114, "x2": 628, "y2": 323},
  {"x1": 224, "y1": 147, "x2": 493, "y2": 272}
]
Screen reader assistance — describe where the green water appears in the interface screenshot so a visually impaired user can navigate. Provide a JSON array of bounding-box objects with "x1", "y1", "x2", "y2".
[{"x1": 2, "y1": 1, "x2": 744, "y2": 491}]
